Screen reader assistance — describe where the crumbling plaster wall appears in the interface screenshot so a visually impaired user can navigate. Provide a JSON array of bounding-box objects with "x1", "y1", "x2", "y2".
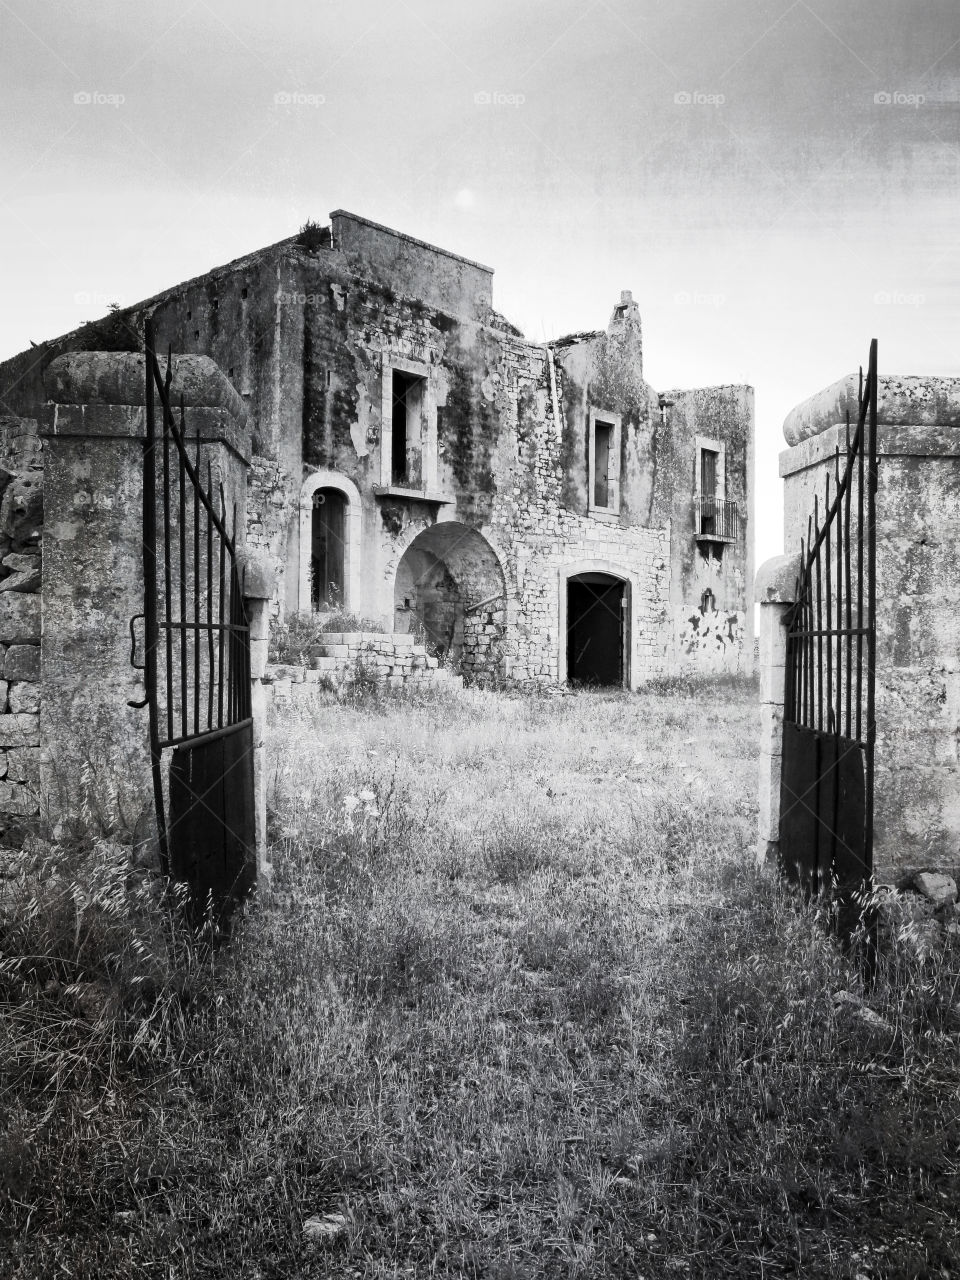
[
  {"x1": 554, "y1": 314, "x2": 753, "y2": 676},
  {"x1": 234, "y1": 238, "x2": 676, "y2": 685},
  {"x1": 661, "y1": 385, "x2": 755, "y2": 673}
]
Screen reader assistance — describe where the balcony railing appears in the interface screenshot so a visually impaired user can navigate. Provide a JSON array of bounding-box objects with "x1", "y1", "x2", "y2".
[{"x1": 695, "y1": 496, "x2": 740, "y2": 541}]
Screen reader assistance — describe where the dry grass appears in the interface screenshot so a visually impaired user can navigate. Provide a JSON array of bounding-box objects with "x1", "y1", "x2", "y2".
[{"x1": 2, "y1": 678, "x2": 959, "y2": 1279}]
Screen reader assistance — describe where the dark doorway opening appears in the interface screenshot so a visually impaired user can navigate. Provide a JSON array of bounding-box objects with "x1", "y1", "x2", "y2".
[
  {"x1": 311, "y1": 488, "x2": 346, "y2": 607},
  {"x1": 566, "y1": 573, "x2": 627, "y2": 686}
]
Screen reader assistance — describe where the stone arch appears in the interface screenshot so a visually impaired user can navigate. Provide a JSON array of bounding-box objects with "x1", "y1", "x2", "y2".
[
  {"x1": 298, "y1": 471, "x2": 362, "y2": 612},
  {"x1": 394, "y1": 522, "x2": 506, "y2": 679},
  {"x1": 558, "y1": 558, "x2": 636, "y2": 689}
]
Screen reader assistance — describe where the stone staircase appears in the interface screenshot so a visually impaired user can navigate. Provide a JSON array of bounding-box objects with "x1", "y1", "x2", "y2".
[{"x1": 265, "y1": 631, "x2": 464, "y2": 702}]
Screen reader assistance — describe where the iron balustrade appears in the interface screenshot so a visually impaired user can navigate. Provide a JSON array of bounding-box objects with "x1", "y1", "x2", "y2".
[{"x1": 694, "y1": 496, "x2": 740, "y2": 540}]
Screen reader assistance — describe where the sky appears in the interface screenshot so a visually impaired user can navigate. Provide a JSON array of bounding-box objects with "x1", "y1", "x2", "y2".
[{"x1": 1, "y1": 0, "x2": 958, "y2": 568}]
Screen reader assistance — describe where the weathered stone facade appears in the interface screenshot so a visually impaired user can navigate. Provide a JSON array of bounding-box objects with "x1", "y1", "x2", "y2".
[{"x1": 0, "y1": 210, "x2": 754, "y2": 717}]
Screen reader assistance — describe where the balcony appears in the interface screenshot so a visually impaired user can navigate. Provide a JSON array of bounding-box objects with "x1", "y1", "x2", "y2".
[{"x1": 695, "y1": 496, "x2": 740, "y2": 542}]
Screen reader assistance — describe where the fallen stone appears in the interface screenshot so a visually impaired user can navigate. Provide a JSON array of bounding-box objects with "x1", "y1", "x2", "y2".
[
  {"x1": 833, "y1": 990, "x2": 895, "y2": 1035},
  {"x1": 912, "y1": 871, "x2": 957, "y2": 907},
  {"x1": 302, "y1": 1212, "x2": 347, "y2": 1244},
  {"x1": 74, "y1": 981, "x2": 117, "y2": 1023}
]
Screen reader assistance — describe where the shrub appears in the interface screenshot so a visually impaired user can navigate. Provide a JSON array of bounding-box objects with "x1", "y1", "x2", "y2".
[{"x1": 294, "y1": 217, "x2": 329, "y2": 251}]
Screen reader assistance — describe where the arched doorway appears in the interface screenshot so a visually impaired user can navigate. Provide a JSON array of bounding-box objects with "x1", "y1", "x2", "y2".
[
  {"x1": 565, "y1": 572, "x2": 628, "y2": 686},
  {"x1": 298, "y1": 471, "x2": 362, "y2": 613},
  {"x1": 394, "y1": 523, "x2": 506, "y2": 676},
  {"x1": 310, "y1": 488, "x2": 346, "y2": 608}
]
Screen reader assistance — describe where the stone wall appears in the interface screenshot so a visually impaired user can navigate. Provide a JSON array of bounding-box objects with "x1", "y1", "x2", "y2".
[
  {"x1": 0, "y1": 414, "x2": 43, "y2": 833},
  {"x1": 266, "y1": 631, "x2": 463, "y2": 703}
]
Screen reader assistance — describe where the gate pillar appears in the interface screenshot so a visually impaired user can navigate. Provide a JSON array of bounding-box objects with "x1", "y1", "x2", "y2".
[
  {"x1": 239, "y1": 551, "x2": 277, "y2": 891},
  {"x1": 38, "y1": 351, "x2": 252, "y2": 852},
  {"x1": 755, "y1": 553, "x2": 800, "y2": 868}
]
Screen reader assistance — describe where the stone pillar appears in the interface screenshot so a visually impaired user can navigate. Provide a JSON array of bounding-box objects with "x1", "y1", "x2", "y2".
[
  {"x1": 755, "y1": 554, "x2": 800, "y2": 869},
  {"x1": 239, "y1": 552, "x2": 277, "y2": 890},
  {"x1": 39, "y1": 350, "x2": 251, "y2": 841}
]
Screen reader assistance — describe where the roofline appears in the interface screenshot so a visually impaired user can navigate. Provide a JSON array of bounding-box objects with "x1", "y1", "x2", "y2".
[{"x1": 330, "y1": 209, "x2": 494, "y2": 275}]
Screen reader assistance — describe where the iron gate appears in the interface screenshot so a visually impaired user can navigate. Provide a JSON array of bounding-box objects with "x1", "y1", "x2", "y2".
[
  {"x1": 779, "y1": 339, "x2": 878, "y2": 896},
  {"x1": 135, "y1": 319, "x2": 255, "y2": 915}
]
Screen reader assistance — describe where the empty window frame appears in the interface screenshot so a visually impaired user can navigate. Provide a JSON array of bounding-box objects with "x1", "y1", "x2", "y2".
[
  {"x1": 695, "y1": 435, "x2": 728, "y2": 537},
  {"x1": 588, "y1": 409, "x2": 621, "y2": 514},
  {"x1": 391, "y1": 369, "x2": 426, "y2": 487}
]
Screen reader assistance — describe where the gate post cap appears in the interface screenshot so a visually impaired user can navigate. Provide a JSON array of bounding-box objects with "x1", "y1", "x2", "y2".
[
  {"x1": 755, "y1": 553, "x2": 802, "y2": 604},
  {"x1": 44, "y1": 351, "x2": 247, "y2": 426},
  {"x1": 238, "y1": 552, "x2": 276, "y2": 600}
]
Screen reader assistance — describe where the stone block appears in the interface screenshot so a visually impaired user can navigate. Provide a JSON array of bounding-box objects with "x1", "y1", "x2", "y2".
[
  {"x1": 5, "y1": 747, "x2": 39, "y2": 785},
  {"x1": 912, "y1": 871, "x2": 957, "y2": 906},
  {"x1": 757, "y1": 748, "x2": 783, "y2": 845},
  {"x1": 0, "y1": 593, "x2": 40, "y2": 645},
  {"x1": 0, "y1": 779, "x2": 38, "y2": 816},
  {"x1": 8, "y1": 682, "x2": 38, "y2": 714},
  {"x1": 759, "y1": 661, "x2": 787, "y2": 707},
  {"x1": 0, "y1": 713, "x2": 39, "y2": 747}
]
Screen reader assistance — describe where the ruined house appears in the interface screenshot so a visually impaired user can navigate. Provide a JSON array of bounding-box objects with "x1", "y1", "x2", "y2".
[{"x1": 0, "y1": 210, "x2": 754, "y2": 702}]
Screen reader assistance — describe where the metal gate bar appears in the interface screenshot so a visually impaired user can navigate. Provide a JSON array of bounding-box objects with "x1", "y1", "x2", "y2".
[
  {"x1": 780, "y1": 339, "x2": 877, "y2": 892},
  {"x1": 140, "y1": 318, "x2": 253, "y2": 898}
]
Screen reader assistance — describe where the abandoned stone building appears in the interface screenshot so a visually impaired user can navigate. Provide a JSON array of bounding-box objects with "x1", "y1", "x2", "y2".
[{"x1": 0, "y1": 209, "x2": 754, "y2": 701}]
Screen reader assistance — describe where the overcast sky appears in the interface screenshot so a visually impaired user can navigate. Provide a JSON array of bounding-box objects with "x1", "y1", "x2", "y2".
[{"x1": 2, "y1": 0, "x2": 958, "y2": 566}]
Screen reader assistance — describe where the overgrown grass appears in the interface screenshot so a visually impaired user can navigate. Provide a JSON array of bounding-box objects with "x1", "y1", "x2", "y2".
[{"x1": 2, "y1": 682, "x2": 959, "y2": 1278}]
